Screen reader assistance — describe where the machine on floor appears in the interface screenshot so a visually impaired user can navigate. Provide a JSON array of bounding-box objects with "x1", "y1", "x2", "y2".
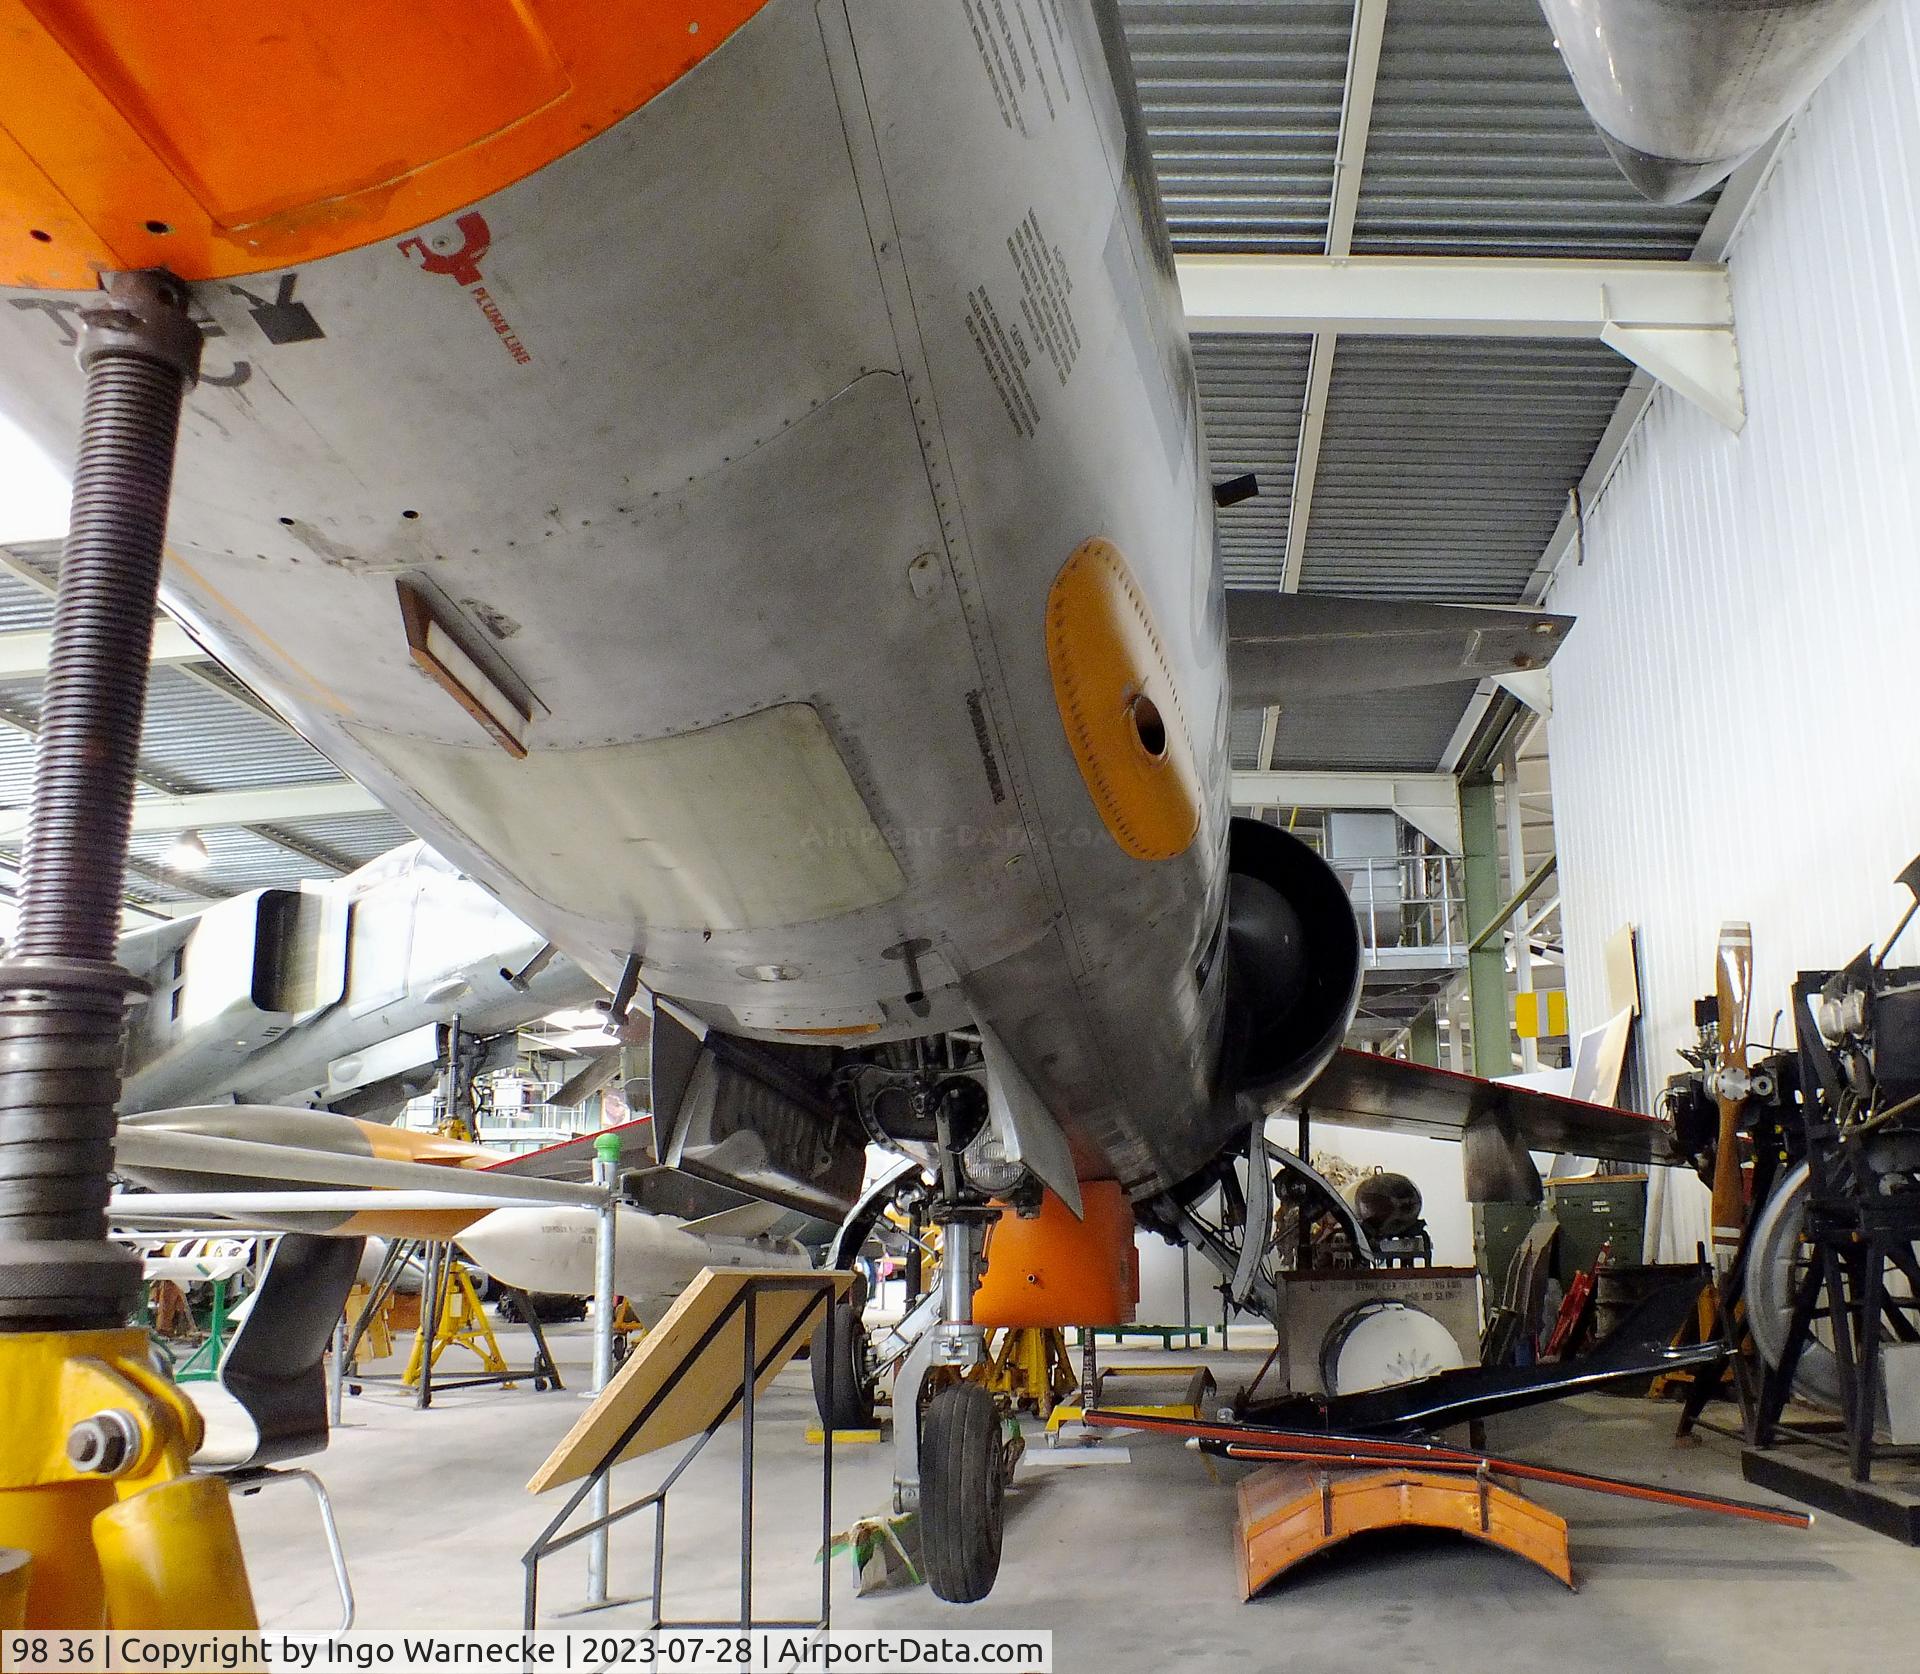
[{"x1": 1662, "y1": 862, "x2": 1920, "y2": 1539}]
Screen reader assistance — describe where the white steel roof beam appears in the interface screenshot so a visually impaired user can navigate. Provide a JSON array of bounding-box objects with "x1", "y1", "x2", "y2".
[
  {"x1": 1181, "y1": 254, "x2": 1743, "y2": 430},
  {"x1": 1520, "y1": 135, "x2": 1787, "y2": 606},
  {"x1": 1281, "y1": 0, "x2": 1389, "y2": 593},
  {"x1": 0, "y1": 780, "x2": 382, "y2": 843},
  {"x1": 1246, "y1": 703, "x2": 1284, "y2": 820},
  {"x1": 1180, "y1": 255, "x2": 1737, "y2": 339},
  {"x1": 0, "y1": 618, "x2": 203, "y2": 678},
  {"x1": 1231, "y1": 769, "x2": 1460, "y2": 854}
]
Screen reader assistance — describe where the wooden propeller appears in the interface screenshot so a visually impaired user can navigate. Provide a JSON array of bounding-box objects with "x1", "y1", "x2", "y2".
[{"x1": 1710, "y1": 921, "x2": 1753, "y2": 1274}]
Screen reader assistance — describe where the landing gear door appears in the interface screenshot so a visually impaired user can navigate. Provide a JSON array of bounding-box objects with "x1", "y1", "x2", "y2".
[
  {"x1": 643, "y1": 997, "x2": 706, "y2": 1167},
  {"x1": 979, "y1": 1023, "x2": 1082, "y2": 1218}
]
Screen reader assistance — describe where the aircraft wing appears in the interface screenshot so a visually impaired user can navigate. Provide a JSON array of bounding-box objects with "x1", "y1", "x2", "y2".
[
  {"x1": 1227, "y1": 594, "x2": 1571, "y2": 705},
  {"x1": 482, "y1": 1115, "x2": 654, "y2": 1182},
  {"x1": 116, "y1": 915, "x2": 198, "y2": 984},
  {"x1": 1302, "y1": 1050, "x2": 1676, "y2": 1167}
]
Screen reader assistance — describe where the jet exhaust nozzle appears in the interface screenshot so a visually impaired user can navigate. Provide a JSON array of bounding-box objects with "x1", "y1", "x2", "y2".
[
  {"x1": 1218, "y1": 818, "x2": 1363, "y2": 1107},
  {"x1": 1539, "y1": 0, "x2": 1893, "y2": 203}
]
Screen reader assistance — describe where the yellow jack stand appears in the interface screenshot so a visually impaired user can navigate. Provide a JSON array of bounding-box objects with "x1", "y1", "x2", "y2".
[
  {"x1": 0, "y1": 1328, "x2": 259, "y2": 1628},
  {"x1": 344, "y1": 1282, "x2": 393, "y2": 1369},
  {"x1": 404, "y1": 1263, "x2": 510, "y2": 1389},
  {"x1": 972, "y1": 1327, "x2": 1077, "y2": 1419},
  {"x1": 610, "y1": 1298, "x2": 646, "y2": 1367},
  {"x1": 1047, "y1": 1363, "x2": 1218, "y2": 1434}
]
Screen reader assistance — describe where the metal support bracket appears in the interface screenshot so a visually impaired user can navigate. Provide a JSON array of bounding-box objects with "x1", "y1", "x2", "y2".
[{"x1": 1179, "y1": 254, "x2": 1745, "y2": 431}]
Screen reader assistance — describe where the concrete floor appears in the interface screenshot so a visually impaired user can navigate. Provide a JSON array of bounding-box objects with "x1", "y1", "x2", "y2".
[{"x1": 232, "y1": 1322, "x2": 1920, "y2": 1671}]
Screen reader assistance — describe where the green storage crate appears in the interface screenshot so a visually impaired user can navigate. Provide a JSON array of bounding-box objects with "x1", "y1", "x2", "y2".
[{"x1": 1547, "y1": 1175, "x2": 1648, "y2": 1282}]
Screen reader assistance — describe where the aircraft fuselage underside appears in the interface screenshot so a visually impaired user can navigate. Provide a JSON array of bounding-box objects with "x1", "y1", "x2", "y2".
[{"x1": 0, "y1": 0, "x2": 1245, "y2": 1202}]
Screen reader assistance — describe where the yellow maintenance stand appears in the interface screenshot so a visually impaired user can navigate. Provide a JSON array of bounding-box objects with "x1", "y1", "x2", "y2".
[
  {"x1": 0, "y1": 1329, "x2": 256, "y2": 1629},
  {"x1": 404, "y1": 1262, "x2": 512, "y2": 1389},
  {"x1": 0, "y1": 274, "x2": 260, "y2": 1628},
  {"x1": 973, "y1": 1327, "x2": 1078, "y2": 1418}
]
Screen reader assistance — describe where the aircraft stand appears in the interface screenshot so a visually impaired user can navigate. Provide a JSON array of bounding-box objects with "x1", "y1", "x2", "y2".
[
  {"x1": 522, "y1": 1271, "x2": 848, "y2": 1630},
  {"x1": 341, "y1": 1238, "x2": 562, "y2": 1408},
  {"x1": 0, "y1": 270, "x2": 269, "y2": 1630},
  {"x1": 976, "y1": 1327, "x2": 1077, "y2": 1419}
]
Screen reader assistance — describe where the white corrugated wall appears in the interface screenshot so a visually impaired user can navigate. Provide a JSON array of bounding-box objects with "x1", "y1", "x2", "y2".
[{"x1": 1544, "y1": 4, "x2": 1920, "y2": 1260}]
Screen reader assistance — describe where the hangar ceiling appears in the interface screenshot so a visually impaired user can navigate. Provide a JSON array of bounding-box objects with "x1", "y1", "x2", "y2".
[
  {"x1": 1119, "y1": 0, "x2": 1739, "y2": 776},
  {"x1": 0, "y1": 539, "x2": 412, "y2": 918}
]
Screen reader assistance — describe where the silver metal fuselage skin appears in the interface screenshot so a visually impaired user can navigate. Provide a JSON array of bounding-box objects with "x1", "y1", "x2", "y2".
[
  {"x1": 118, "y1": 844, "x2": 601, "y2": 1115},
  {"x1": 1539, "y1": 0, "x2": 1893, "y2": 200},
  {"x1": 0, "y1": 3, "x2": 1231, "y2": 1195}
]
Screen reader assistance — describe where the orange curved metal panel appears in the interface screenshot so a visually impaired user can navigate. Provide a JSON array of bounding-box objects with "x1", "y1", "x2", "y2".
[
  {"x1": 1235, "y1": 1463, "x2": 1573, "y2": 1600},
  {"x1": 0, "y1": 0, "x2": 769, "y2": 287}
]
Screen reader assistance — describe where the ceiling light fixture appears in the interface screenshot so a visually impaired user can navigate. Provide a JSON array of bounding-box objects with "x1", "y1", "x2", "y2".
[{"x1": 164, "y1": 828, "x2": 211, "y2": 873}]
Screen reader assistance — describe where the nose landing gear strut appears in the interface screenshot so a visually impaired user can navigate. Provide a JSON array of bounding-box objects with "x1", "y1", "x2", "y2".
[{"x1": 892, "y1": 1202, "x2": 1019, "y2": 1604}]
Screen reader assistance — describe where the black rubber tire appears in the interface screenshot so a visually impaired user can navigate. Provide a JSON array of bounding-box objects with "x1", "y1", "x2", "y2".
[
  {"x1": 810, "y1": 1303, "x2": 875, "y2": 1430},
  {"x1": 920, "y1": 1382, "x2": 1005, "y2": 1604}
]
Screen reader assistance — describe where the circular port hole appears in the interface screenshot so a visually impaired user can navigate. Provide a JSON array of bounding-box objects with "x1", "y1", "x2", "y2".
[
  {"x1": 278, "y1": 515, "x2": 295, "y2": 526},
  {"x1": 1129, "y1": 693, "x2": 1168, "y2": 760},
  {"x1": 28, "y1": 229, "x2": 52, "y2": 244},
  {"x1": 144, "y1": 219, "x2": 172, "y2": 235},
  {"x1": 401, "y1": 509, "x2": 420, "y2": 520}
]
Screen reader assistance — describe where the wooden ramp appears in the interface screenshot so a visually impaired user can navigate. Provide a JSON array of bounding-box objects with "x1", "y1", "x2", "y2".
[
  {"x1": 1235, "y1": 1462, "x2": 1573, "y2": 1600},
  {"x1": 528, "y1": 1267, "x2": 851, "y2": 1493}
]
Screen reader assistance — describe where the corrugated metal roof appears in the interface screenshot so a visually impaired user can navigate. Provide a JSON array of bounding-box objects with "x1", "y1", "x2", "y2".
[
  {"x1": 0, "y1": 571, "x2": 54, "y2": 633},
  {"x1": 1299, "y1": 336, "x2": 1634, "y2": 600},
  {"x1": 126, "y1": 824, "x2": 318, "y2": 895},
  {"x1": 1352, "y1": 0, "x2": 1718, "y2": 259},
  {"x1": 278, "y1": 810, "x2": 417, "y2": 865},
  {"x1": 1228, "y1": 705, "x2": 1268, "y2": 771},
  {"x1": 0, "y1": 540, "x2": 406, "y2": 913},
  {"x1": 1125, "y1": 1, "x2": 1724, "y2": 781},
  {"x1": 1, "y1": 542, "x2": 59, "y2": 589},
  {"x1": 137, "y1": 668, "x2": 340, "y2": 792},
  {"x1": 1122, "y1": 1, "x2": 1351, "y2": 253},
  {"x1": 1193, "y1": 331, "x2": 1315, "y2": 586}
]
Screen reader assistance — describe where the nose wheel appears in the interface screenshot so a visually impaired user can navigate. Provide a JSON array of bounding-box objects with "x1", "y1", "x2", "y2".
[{"x1": 919, "y1": 1381, "x2": 1007, "y2": 1603}]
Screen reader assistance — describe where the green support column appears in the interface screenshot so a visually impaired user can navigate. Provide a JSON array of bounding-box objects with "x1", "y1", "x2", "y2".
[
  {"x1": 1459, "y1": 774, "x2": 1511, "y2": 1077},
  {"x1": 1408, "y1": 1006, "x2": 1439, "y2": 1067}
]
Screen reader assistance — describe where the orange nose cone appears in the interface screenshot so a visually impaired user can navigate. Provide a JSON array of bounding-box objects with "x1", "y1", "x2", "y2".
[{"x1": 0, "y1": 0, "x2": 772, "y2": 286}]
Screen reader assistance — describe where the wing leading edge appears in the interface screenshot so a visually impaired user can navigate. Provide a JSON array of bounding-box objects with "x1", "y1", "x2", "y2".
[
  {"x1": 1226, "y1": 594, "x2": 1571, "y2": 706},
  {"x1": 1302, "y1": 1050, "x2": 1675, "y2": 1167}
]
